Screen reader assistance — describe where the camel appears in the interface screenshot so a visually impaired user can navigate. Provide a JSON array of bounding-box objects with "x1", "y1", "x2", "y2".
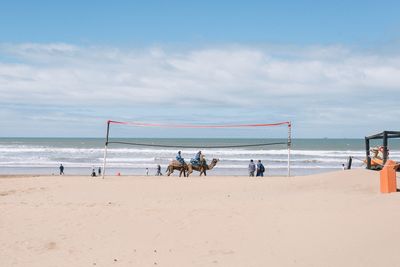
[
  {"x1": 187, "y1": 158, "x2": 219, "y2": 177},
  {"x1": 165, "y1": 160, "x2": 188, "y2": 177},
  {"x1": 166, "y1": 156, "x2": 219, "y2": 177}
]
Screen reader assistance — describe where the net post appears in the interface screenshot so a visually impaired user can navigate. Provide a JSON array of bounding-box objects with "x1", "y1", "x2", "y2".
[
  {"x1": 102, "y1": 120, "x2": 111, "y2": 179},
  {"x1": 287, "y1": 122, "x2": 291, "y2": 177}
]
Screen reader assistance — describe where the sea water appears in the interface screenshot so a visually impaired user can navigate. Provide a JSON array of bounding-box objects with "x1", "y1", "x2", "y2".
[{"x1": 1, "y1": 138, "x2": 399, "y2": 176}]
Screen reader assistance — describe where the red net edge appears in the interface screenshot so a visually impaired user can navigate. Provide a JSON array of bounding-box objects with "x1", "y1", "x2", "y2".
[{"x1": 107, "y1": 120, "x2": 291, "y2": 128}]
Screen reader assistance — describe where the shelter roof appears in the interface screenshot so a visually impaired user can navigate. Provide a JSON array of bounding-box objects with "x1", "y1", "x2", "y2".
[{"x1": 365, "y1": 131, "x2": 400, "y2": 140}]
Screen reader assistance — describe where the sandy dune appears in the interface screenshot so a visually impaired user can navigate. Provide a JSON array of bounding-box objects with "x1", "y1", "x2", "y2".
[{"x1": 1, "y1": 170, "x2": 399, "y2": 267}]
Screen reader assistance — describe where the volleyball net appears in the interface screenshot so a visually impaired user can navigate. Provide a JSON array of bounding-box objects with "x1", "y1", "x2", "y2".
[{"x1": 102, "y1": 120, "x2": 292, "y2": 178}]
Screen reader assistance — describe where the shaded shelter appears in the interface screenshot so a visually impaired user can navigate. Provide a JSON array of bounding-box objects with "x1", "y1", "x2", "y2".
[{"x1": 365, "y1": 131, "x2": 400, "y2": 169}]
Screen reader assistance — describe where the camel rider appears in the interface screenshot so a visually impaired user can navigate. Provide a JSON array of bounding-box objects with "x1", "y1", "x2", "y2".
[
  {"x1": 191, "y1": 151, "x2": 203, "y2": 166},
  {"x1": 176, "y1": 151, "x2": 185, "y2": 166}
]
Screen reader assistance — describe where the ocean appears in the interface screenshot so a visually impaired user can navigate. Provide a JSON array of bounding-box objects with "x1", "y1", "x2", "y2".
[{"x1": 1, "y1": 138, "x2": 400, "y2": 176}]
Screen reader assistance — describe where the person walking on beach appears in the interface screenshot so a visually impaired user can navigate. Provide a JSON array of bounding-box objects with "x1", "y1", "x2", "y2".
[
  {"x1": 98, "y1": 167, "x2": 102, "y2": 176},
  {"x1": 156, "y1": 164, "x2": 162, "y2": 176},
  {"x1": 59, "y1": 164, "x2": 64, "y2": 175},
  {"x1": 256, "y1": 160, "x2": 265, "y2": 177},
  {"x1": 146, "y1": 168, "x2": 149, "y2": 176},
  {"x1": 248, "y1": 159, "x2": 256, "y2": 177}
]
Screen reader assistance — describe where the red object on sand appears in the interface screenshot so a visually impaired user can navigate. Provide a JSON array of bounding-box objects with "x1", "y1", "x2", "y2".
[{"x1": 380, "y1": 160, "x2": 398, "y2": 193}]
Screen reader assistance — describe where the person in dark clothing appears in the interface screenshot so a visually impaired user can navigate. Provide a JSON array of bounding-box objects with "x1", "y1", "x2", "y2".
[
  {"x1": 156, "y1": 164, "x2": 162, "y2": 176},
  {"x1": 98, "y1": 167, "x2": 102, "y2": 176},
  {"x1": 91, "y1": 168, "x2": 97, "y2": 177},
  {"x1": 256, "y1": 160, "x2": 265, "y2": 177},
  {"x1": 59, "y1": 164, "x2": 64, "y2": 175},
  {"x1": 248, "y1": 159, "x2": 256, "y2": 177}
]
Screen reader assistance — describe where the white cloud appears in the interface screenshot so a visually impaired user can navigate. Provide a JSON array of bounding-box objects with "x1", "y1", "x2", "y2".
[{"x1": 1, "y1": 43, "x2": 400, "y2": 137}]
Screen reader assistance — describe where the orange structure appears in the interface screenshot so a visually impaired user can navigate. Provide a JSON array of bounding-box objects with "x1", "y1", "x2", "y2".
[{"x1": 380, "y1": 160, "x2": 398, "y2": 193}]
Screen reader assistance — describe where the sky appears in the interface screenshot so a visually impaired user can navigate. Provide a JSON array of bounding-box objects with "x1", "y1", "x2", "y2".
[{"x1": 1, "y1": 0, "x2": 400, "y2": 138}]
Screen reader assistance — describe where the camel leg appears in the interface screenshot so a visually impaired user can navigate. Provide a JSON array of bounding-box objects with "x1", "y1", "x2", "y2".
[
  {"x1": 182, "y1": 165, "x2": 187, "y2": 177},
  {"x1": 167, "y1": 167, "x2": 173, "y2": 176},
  {"x1": 199, "y1": 167, "x2": 205, "y2": 176},
  {"x1": 179, "y1": 166, "x2": 187, "y2": 177}
]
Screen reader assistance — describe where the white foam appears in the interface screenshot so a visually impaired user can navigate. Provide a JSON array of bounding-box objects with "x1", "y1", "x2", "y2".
[{"x1": 0, "y1": 143, "x2": 398, "y2": 171}]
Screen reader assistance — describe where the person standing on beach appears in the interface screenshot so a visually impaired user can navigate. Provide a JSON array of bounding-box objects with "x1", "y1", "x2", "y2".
[
  {"x1": 59, "y1": 164, "x2": 64, "y2": 175},
  {"x1": 98, "y1": 167, "x2": 102, "y2": 176},
  {"x1": 248, "y1": 159, "x2": 256, "y2": 177},
  {"x1": 256, "y1": 160, "x2": 265, "y2": 177},
  {"x1": 146, "y1": 168, "x2": 149, "y2": 176},
  {"x1": 156, "y1": 164, "x2": 162, "y2": 176}
]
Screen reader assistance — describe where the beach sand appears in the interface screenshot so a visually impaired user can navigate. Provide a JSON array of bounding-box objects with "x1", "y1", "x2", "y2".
[{"x1": 1, "y1": 170, "x2": 399, "y2": 267}]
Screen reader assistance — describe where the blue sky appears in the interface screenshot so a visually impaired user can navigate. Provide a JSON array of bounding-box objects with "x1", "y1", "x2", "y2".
[
  {"x1": 1, "y1": 1, "x2": 400, "y2": 137},
  {"x1": 1, "y1": 0, "x2": 399, "y2": 45}
]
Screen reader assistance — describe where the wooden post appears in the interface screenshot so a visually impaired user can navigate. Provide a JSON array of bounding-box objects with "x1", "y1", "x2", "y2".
[
  {"x1": 365, "y1": 137, "x2": 371, "y2": 169},
  {"x1": 383, "y1": 131, "x2": 388, "y2": 165}
]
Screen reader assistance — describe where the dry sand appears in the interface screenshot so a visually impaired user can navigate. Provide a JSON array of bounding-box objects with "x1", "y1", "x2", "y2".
[{"x1": 1, "y1": 170, "x2": 399, "y2": 267}]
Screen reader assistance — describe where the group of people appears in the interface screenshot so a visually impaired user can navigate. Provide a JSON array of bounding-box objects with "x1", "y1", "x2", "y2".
[
  {"x1": 91, "y1": 167, "x2": 102, "y2": 177},
  {"x1": 248, "y1": 159, "x2": 265, "y2": 177},
  {"x1": 147, "y1": 165, "x2": 163, "y2": 176},
  {"x1": 59, "y1": 154, "x2": 267, "y2": 177},
  {"x1": 176, "y1": 150, "x2": 203, "y2": 166},
  {"x1": 177, "y1": 151, "x2": 266, "y2": 177},
  {"x1": 58, "y1": 164, "x2": 102, "y2": 177}
]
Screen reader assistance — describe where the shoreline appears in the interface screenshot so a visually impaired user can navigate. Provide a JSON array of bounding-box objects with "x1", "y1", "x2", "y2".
[
  {"x1": 0, "y1": 170, "x2": 343, "y2": 179},
  {"x1": 3, "y1": 137, "x2": 396, "y2": 177}
]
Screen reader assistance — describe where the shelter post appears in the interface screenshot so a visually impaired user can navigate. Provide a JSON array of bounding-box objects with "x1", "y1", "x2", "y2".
[
  {"x1": 383, "y1": 131, "x2": 388, "y2": 165},
  {"x1": 365, "y1": 137, "x2": 371, "y2": 169}
]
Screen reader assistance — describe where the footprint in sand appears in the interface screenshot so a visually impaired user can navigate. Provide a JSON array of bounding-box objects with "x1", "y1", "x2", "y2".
[
  {"x1": 45, "y1": 242, "x2": 57, "y2": 250},
  {"x1": 0, "y1": 190, "x2": 16, "y2": 196}
]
